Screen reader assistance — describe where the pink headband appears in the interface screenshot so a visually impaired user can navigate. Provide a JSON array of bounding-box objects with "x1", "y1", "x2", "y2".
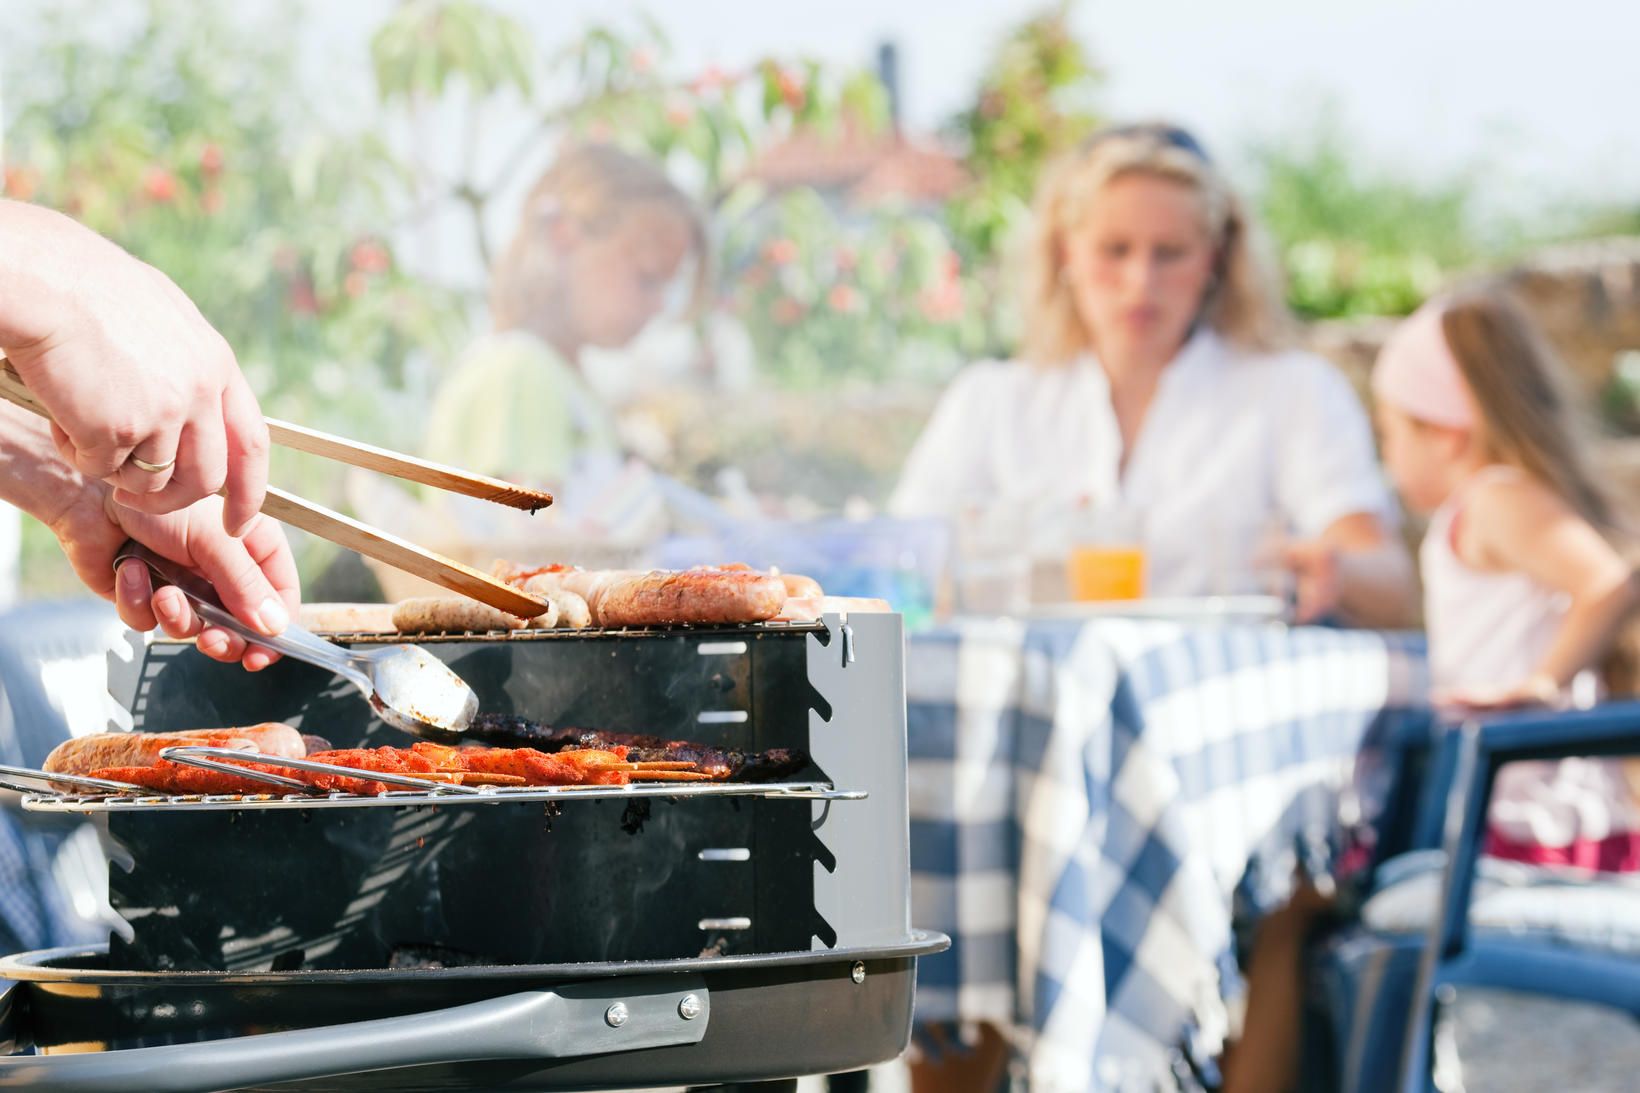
[{"x1": 1371, "y1": 299, "x2": 1476, "y2": 429}]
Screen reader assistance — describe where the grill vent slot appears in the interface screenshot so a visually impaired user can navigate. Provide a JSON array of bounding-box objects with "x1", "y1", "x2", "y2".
[{"x1": 697, "y1": 848, "x2": 751, "y2": 862}]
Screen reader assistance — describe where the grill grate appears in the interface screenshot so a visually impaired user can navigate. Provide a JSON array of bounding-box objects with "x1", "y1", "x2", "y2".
[{"x1": 23, "y1": 779, "x2": 863, "y2": 813}]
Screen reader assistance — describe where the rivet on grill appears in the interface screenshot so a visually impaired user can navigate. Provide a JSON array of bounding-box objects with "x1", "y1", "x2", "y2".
[
  {"x1": 605, "y1": 1002, "x2": 629, "y2": 1028},
  {"x1": 851, "y1": 961, "x2": 867, "y2": 984},
  {"x1": 677, "y1": 994, "x2": 703, "y2": 1020}
]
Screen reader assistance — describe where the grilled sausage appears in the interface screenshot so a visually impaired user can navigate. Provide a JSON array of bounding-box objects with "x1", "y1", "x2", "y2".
[
  {"x1": 777, "y1": 572, "x2": 824, "y2": 598},
  {"x1": 594, "y1": 568, "x2": 787, "y2": 627},
  {"x1": 391, "y1": 597, "x2": 545, "y2": 634},
  {"x1": 518, "y1": 573, "x2": 593, "y2": 628},
  {"x1": 44, "y1": 724, "x2": 306, "y2": 778}
]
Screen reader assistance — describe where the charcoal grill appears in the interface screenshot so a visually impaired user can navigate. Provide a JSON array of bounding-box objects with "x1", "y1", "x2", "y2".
[{"x1": 0, "y1": 611, "x2": 946, "y2": 1091}]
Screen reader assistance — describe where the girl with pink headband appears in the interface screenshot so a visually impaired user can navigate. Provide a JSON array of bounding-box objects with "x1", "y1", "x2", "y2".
[
  {"x1": 1226, "y1": 289, "x2": 1638, "y2": 1093},
  {"x1": 1374, "y1": 293, "x2": 1633, "y2": 712},
  {"x1": 1373, "y1": 289, "x2": 1638, "y2": 866}
]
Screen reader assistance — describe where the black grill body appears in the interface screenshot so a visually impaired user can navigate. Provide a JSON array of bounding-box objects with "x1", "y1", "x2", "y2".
[{"x1": 0, "y1": 613, "x2": 943, "y2": 1090}]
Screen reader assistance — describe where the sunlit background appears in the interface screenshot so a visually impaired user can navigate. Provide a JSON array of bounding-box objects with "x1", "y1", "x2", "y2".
[{"x1": 4, "y1": 0, "x2": 1637, "y2": 604}]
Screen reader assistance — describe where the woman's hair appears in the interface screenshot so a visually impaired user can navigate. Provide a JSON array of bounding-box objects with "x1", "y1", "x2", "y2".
[
  {"x1": 1438, "y1": 288, "x2": 1616, "y2": 531},
  {"x1": 1020, "y1": 123, "x2": 1290, "y2": 364},
  {"x1": 489, "y1": 142, "x2": 707, "y2": 330}
]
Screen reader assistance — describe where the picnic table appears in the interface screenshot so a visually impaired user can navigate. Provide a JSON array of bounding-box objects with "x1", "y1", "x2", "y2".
[{"x1": 906, "y1": 614, "x2": 1430, "y2": 1090}]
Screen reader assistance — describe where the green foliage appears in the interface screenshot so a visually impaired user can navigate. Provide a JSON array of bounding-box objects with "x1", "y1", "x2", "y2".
[
  {"x1": 445, "y1": 12, "x2": 963, "y2": 386},
  {"x1": 721, "y1": 190, "x2": 982, "y2": 389},
  {"x1": 945, "y1": 6, "x2": 1103, "y2": 266},
  {"x1": 5, "y1": 0, "x2": 467, "y2": 438},
  {"x1": 5, "y1": 0, "x2": 467, "y2": 588},
  {"x1": 372, "y1": 0, "x2": 536, "y2": 102},
  {"x1": 1251, "y1": 124, "x2": 1480, "y2": 319}
]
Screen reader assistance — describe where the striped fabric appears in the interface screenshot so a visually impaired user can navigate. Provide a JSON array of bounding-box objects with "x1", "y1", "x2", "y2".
[{"x1": 906, "y1": 617, "x2": 1429, "y2": 1091}]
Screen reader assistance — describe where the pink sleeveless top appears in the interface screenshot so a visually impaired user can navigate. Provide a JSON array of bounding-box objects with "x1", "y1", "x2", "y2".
[{"x1": 1421, "y1": 466, "x2": 1640, "y2": 871}]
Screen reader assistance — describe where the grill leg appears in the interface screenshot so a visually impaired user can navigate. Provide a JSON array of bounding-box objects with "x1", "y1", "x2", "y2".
[
  {"x1": 827, "y1": 1070, "x2": 870, "y2": 1093},
  {"x1": 687, "y1": 1082, "x2": 800, "y2": 1093}
]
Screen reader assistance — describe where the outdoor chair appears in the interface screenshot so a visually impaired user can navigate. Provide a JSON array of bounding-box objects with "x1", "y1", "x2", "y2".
[
  {"x1": 1305, "y1": 703, "x2": 1640, "y2": 1092},
  {"x1": 0, "y1": 599, "x2": 126, "y2": 952}
]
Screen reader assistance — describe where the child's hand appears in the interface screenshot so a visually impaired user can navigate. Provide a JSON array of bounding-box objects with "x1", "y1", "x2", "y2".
[{"x1": 1433, "y1": 673, "x2": 1566, "y2": 713}]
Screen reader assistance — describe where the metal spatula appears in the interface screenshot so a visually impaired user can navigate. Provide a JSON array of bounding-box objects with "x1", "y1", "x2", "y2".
[{"x1": 115, "y1": 543, "x2": 477, "y2": 738}]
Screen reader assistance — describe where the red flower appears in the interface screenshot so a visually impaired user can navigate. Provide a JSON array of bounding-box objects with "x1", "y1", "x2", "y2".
[
  {"x1": 764, "y1": 238, "x2": 799, "y2": 266},
  {"x1": 776, "y1": 68, "x2": 806, "y2": 111},
  {"x1": 772, "y1": 297, "x2": 805, "y2": 325},
  {"x1": 349, "y1": 240, "x2": 391, "y2": 274},
  {"x1": 3, "y1": 165, "x2": 39, "y2": 201},
  {"x1": 665, "y1": 99, "x2": 695, "y2": 127},
  {"x1": 198, "y1": 143, "x2": 224, "y2": 177},
  {"x1": 834, "y1": 245, "x2": 858, "y2": 273},
  {"x1": 141, "y1": 166, "x2": 177, "y2": 203},
  {"x1": 631, "y1": 46, "x2": 657, "y2": 74},
  {"x1": 918, "y1": 280, "x2": 964, "y2": 323},
  {"x1": 827, "y1": 283, "x2": 862, "y2": 314},
  {"x1": 690, "y1": 64, "x2": 731, "y2": 95},
  {"x1": 288, "y1": 276, "x2": 319, "y2": 316}
]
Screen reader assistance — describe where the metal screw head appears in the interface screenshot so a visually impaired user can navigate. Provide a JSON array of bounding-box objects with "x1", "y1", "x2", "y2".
[
  {"x1": 604, "y1": 1002, "x2": 629, "y2": 1028},
  {"x1": 850, "y1": 961, "x2": 867, "y2": 984},
  {"x1": 677, "y1": 994, "x2": 703, "y2": 1020}
]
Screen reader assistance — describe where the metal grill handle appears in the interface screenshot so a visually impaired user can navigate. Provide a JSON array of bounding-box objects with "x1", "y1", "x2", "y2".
[{"x1": 0, "y1": 974, "x2": 708, "y2": 1092}]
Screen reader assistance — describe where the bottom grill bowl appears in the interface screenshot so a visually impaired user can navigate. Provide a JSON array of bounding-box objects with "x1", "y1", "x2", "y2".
[{"x1": 0, "y1": 933, "x2": 948, "y2": 1092}]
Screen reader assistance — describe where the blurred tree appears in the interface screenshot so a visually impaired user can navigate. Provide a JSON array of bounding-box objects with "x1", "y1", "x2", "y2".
[
  {"x1": 371, "y1": 2, "x2": 982, "y2": 391},
  {"x1": 944, "y1": 4, "x2": 1102, "y2": 305},
  {"x1": 3, "y1": 0, "x2": 466, "y2": 591}
]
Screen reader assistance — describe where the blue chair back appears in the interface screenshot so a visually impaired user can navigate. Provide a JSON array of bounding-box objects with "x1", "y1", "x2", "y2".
[{"x1": 0, "y1": 599, "x2": 125, "y2": 953}]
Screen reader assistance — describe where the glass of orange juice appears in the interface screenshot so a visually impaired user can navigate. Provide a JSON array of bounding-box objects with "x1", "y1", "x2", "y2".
[{"x1": 1066, "y1": 504, "x2": 1145, "y2": 602}]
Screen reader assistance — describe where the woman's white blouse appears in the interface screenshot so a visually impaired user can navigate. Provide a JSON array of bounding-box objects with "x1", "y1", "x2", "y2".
[{"x1": 888, "y1": 332, "x2": 1396, "y2": 597}]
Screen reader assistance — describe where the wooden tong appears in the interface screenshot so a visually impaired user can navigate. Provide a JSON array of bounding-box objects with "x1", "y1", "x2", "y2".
[{"x1": 0, "y1": 358, "x2": 552, "y2": 618}]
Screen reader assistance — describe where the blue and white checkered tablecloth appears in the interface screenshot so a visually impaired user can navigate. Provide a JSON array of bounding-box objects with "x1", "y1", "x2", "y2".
[{"x1": 907, "y1": 616, "x2": 1430, "y2": 1091}]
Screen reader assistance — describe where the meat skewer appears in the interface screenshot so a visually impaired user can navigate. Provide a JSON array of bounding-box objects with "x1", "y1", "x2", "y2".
[
  {"x1": 466, "y1": 713, "x2": 809, "y2": 782},
  {"x1": 85, "y1": 741, "x2": 694, "y2": 797}
]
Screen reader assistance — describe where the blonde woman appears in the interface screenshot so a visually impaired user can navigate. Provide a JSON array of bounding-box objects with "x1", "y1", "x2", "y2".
[
  {"x1": 891, "y1": 123, "x2": 1416, "y2": 624},
  {"x1": 425, "y1": 143, "x2": 706, "y2": 489}
]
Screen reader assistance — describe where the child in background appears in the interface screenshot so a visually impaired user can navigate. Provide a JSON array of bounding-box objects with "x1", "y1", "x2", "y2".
[
  {"x1": 1373, "y1": 289, "x2": 1639, "y2": 869},
  {"x1": 1224, "y1": 290, "x2": 1638, "y2": 1093},
  {"x1": 424, "y1": 143, "x2": 706, "y2": 490}
]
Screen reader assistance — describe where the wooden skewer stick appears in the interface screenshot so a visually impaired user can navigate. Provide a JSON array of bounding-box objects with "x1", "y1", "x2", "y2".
[{"x1": 0, "y1": 359, "x2": 551, "y2": 512}]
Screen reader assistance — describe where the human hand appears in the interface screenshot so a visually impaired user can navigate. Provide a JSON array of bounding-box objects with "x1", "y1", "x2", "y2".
[
  {"x1": 0, "y1": 201, "x2": 269, "y2": 535},
  {"x1": 48, "y1": 486, "x2": 299, "y2": 671},
  {"x1": 1281, "y1": 539, "x2": 1342, "y2": 624},
  {"x1": 1433, "y1": 674, "x2": 1566, "y2": 713}
]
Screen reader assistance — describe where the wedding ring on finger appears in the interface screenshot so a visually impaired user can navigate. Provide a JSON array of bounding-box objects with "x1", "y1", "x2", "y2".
[{"x1": 128, "y1": 453, "x2": 178, "y2": 474}]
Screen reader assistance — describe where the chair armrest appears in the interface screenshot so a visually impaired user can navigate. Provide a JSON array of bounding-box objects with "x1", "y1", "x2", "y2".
[
  {"x1": 1398, "y1": 701, "x2": 1640, "y2": 1091},
  {"x1": 1472, "y1": 701, "x2": 1640, "y2": 764}
]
